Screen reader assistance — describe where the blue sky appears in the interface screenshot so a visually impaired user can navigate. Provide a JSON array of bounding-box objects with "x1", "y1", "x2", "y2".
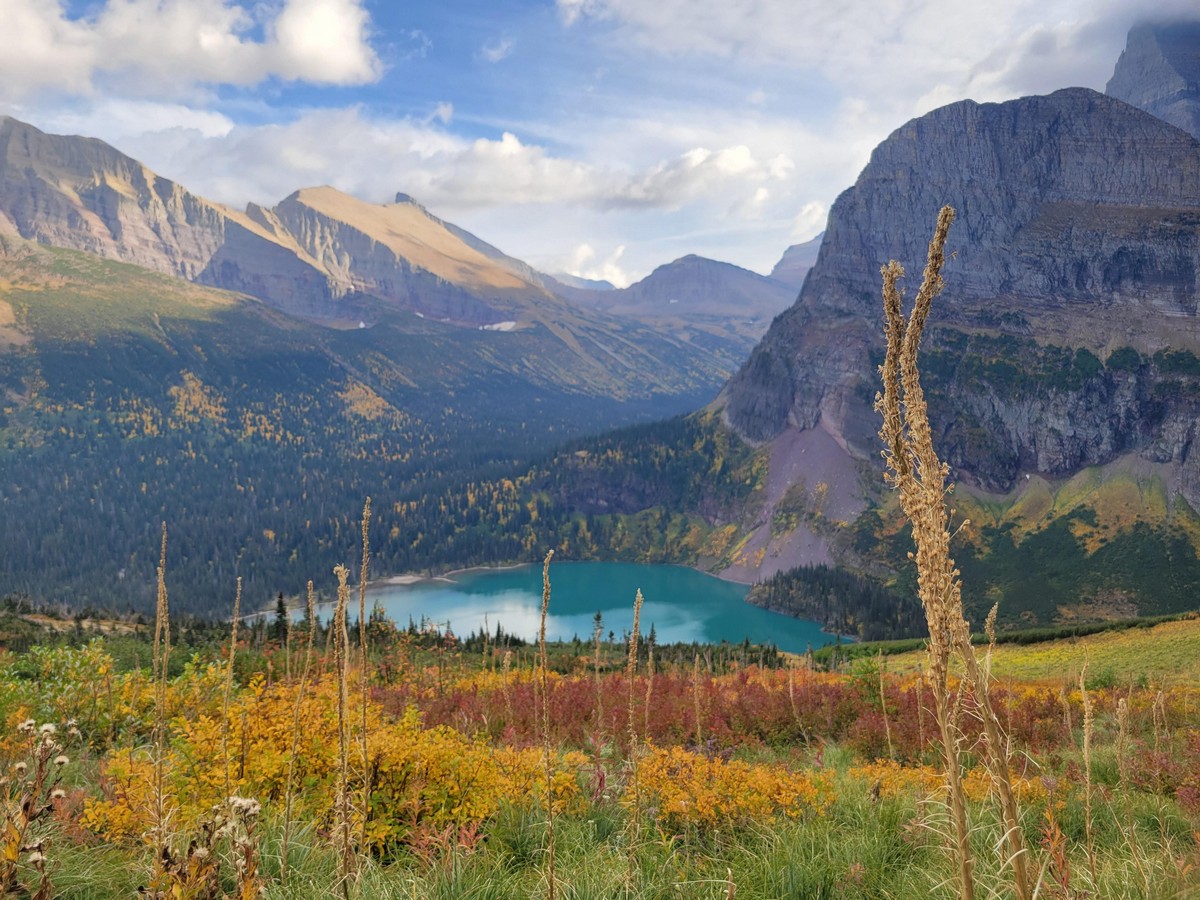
[{"x1": 2, "y1": 0, "x2": 1194, "y2": 285}]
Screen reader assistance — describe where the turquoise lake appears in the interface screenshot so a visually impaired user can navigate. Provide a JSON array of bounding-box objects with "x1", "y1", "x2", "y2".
[{"x1": 345, "y1": 561, "x2": 839, "y2": 654}]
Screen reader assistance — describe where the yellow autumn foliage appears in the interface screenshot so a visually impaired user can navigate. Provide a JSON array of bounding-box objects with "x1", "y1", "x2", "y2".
[
  {"x1": 627, "y1": 744, "x2": 831, "y2": 832},
  {"x1": 849, "y1": 759, "x2": 1054, "y2": 806},
  {"x1": 81, "y1": 676, "x2": 586, "y2": 853}
]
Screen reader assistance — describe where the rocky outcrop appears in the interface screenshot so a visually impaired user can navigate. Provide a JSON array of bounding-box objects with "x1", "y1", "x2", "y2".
[
  {"x1": 1107, "y1": 20, "x2": 1200, "y2": 140},
  {"x1": 722, "y1": 88, "x2": 1200, "y2": 507}
]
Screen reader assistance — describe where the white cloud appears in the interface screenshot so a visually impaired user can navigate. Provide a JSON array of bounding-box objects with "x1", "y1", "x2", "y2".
[
  {"x1": 0, "y1": 0, "x2": 380, "y2": 102},
  {"x1": 790, "y1": 201, "x2": 827, "y2": 241},
  {"x1": 96, "y1": 109, "x2": 792, "y2": 218},
  {"x1": 554, "y1": 0, "x2": 1200, "y2": 121},
  {"x1": 567, "y1": 243, "x2": 631, "y2": 287},
  {"x1": 270, "y1": 0, "x2": 380, "y2": 82},
  {"x1": 481, "y1": 37, "x2": 515, "y2": 63}
]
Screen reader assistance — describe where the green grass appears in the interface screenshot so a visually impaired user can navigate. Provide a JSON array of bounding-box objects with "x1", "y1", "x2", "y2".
[{"x1": 874, "y1": 614, "x2": 1200, "y2": 683}]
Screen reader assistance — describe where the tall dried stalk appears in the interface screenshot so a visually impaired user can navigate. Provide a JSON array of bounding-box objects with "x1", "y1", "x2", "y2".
[
  {"x1": 643, "y1": 644, "x2": 655, "y2": 740},
  {"x1": 281, "y1": 581, "x2": 317, "y2": 888},
  {"x1": 593, "y1": 615, "x2": 605, "y2": 731},
  {"x1": 151, "y1": 523, "x2": 171, "y2": 881},
  {"x1": 878, "y1": 650, "x2": 894, "y2": 761},
  {"x1": 357, "y1": 497, "x2": 372, "y2": 851},
  {"x1": 284, "y1": 598, "x2": 292, "y2": 684},
  {"x1": 625, "y1": 588, "x2": 644, "y2": 893},
  {"x1": 332, "y1": 564, "x2": 355, "y2": 896},
  {"x1": 222, "y1": 578, "x2": 242, "y2": 802},
  {"x1": 1116, "y1": 696, "x2": 1130, "y2": 791},
  {"x1": 502, "y1": 650, "x2": 514, "y2": 725},
  {"x1": 1079, "y1": 659, "x2": 1097, "y2": 886},
  {"x1": 537, "y1": 551, "x2": 557, "y2": 900},
  {"x1": 876, "y1": 205, "x2": 1031, "y2": 900}
]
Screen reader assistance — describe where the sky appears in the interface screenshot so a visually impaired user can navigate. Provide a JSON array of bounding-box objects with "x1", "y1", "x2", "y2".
[{"x1": 1, "y1": 0, "x2": 1195, "y2": 287}]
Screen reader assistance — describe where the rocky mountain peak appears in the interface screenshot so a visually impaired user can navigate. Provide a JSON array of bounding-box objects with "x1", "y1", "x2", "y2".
[
  {"x1": 722, "y1": 85, "x2": 1200, "y2": 501},
  {"x1": 1106, "y1": 20, "x2": 1200, "y2": 139}
]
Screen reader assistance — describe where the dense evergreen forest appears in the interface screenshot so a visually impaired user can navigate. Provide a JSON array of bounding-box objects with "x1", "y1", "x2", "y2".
[{"x1": 746, "y1": 564, "x2": 926, "y2": 641}]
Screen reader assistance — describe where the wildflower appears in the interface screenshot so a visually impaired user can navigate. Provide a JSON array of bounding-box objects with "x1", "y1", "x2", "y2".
[
  {"x1": 17, "y1": 719, "x2": 35, "y2": 734},
  {"x1": 51, "y1": 789, "x2": 66, "y2": 801},
  {"x1": 13, "y1": 762, "x2": 27, "y2": 776},
  {"x1": 229, "y1": 796, "x2": 261, "y2": 817},
  {"x1": 54, "y1": 755, "x2": 69, "y2": 767},
  {"x1": 39, "y1": 724, "x2": 56, "y2": 736},
  {"x1": 25, "y1": 851, "x2": 45, "y2": 866}
]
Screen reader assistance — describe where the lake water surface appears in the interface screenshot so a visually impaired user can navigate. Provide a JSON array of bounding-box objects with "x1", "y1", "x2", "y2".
[{"x1": 349, "y1": 561, "x2": 839, "y2": 654}]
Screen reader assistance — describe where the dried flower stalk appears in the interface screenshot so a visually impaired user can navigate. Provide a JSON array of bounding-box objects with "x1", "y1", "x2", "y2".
[{"x1": 876, "y1": 206, "x2": 1031, "y2": 900}]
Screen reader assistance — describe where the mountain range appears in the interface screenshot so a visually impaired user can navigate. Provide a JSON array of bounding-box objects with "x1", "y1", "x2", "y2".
[
  {"x1": 5, "y1": 19, "x2": 1200, "y2": 628},
  {"x1": 0, "y1": 112, "x2": 799, "y2": 612},
  {"x1": 340, "y1": 19, "x2": 1200, "y2": 632}
]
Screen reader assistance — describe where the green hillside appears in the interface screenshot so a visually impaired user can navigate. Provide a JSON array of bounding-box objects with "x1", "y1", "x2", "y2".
[{"x1": 0, "y1": 237, "x2": 719, "y2": 615}]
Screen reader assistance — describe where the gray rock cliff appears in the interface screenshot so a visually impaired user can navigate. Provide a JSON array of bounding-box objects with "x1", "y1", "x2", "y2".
[
  {"x1": 722, "y1": 87, "x2": 1200, "y2": 505},
  {"x1": 1107, "y1": 20, "x2": 1200, "y2": 140}
]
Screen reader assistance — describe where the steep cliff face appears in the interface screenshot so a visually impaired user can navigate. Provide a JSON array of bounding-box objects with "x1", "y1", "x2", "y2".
[
  {"x1": 270, "y1": 187, "x2": 558, "y2": 325},
  {"x1": 1107, "y1": 20, "x2": 1200, "y2": 140},
  {"x1": 1, "y1": 115, "x2": 227, "y2": 276},
  {"x1": 724, "y1": 88, "x2": 1200, "y2": 511},
  {"x1": 0, "y1": 115, "x2": 345, "y2": 312}
]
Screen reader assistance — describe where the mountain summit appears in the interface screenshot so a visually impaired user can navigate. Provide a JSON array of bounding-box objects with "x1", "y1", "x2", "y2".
[
  {"x1": 715, "y1": 85, "x2": 1200, "y2": 616},
  {"x1": 1107, "y1": 20, "x2": 1200, "y2": 139}
]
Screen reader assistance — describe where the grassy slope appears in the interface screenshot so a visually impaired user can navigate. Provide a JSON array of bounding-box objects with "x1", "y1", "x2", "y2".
[{"x1": 880, "y1": 615, "x2": 1200, "y2": 684}]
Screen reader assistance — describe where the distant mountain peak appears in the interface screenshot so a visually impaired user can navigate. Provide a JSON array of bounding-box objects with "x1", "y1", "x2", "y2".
[
  {"x1": 769, "y1": 233, "x2": 823, "y2": 291},
  {"x1": 1106, "y1": 19, "x2": 1200, "y2": 139}
]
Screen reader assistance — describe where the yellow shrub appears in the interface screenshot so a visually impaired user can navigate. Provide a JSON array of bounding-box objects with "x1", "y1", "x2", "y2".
[
  {"x1": 849, "y1": 760, "x2": 944, "y2": 798},
  {"x1": 628, "y1": 745, "x2": 831, "y2": 832},
  {"x1": 82, "y1": 676, "x2": 587, "y2": 853}
]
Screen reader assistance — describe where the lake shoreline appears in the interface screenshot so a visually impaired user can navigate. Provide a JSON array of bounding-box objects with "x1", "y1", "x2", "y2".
[
  {"x1": 252, "y1": 561, "x2": 848, "y2": 647},
  {"x1": 334, "y1": 561, "x2": 842, "y2": 652}
]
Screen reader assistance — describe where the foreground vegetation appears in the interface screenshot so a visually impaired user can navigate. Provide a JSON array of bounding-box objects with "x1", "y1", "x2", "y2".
[{"x1": 0, "y1": 599, "x2": 1198, "y2": 898}]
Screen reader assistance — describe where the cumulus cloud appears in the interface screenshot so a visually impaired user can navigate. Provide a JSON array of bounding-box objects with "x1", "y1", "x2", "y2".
[
  {"x1": 32, "y1": 99, "x2": 235, "y2": 142},
  {"x1": 101, "y1": 108, "x2": 793, "y2": 219},
  {"x1": 0, "y1": 0, "x2": 380, "y2": 101}
]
